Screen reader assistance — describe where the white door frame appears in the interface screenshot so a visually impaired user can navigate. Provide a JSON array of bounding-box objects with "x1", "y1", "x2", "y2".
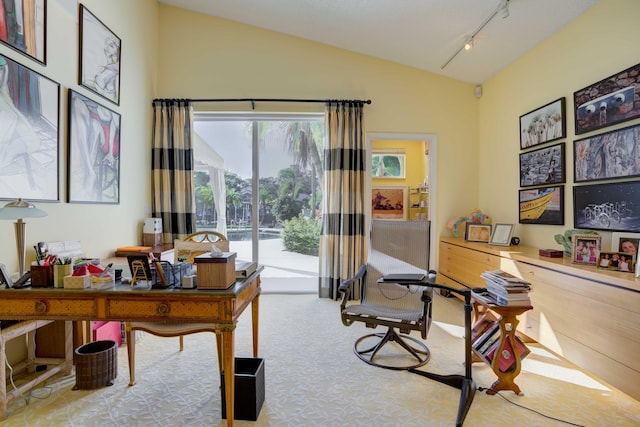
[{"x1": 366, "y1": 132, "x2": 438, "y2": 270}]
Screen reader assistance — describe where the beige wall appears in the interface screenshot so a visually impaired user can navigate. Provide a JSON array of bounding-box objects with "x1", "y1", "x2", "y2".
[
  {"x1": 0, "y1": 0, "x2": 158, "y2": 275},
  {"x1": 479, "y1": 0, "x2": 640, "y2": 250},
  {"x1": 157, "y1": 5, "x2": 480, "y2": 252}
]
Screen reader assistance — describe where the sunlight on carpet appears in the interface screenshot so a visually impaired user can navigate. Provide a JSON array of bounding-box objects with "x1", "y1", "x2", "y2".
[{"x1": 2, "y1": 293, "x2": 639, "y2": 426}]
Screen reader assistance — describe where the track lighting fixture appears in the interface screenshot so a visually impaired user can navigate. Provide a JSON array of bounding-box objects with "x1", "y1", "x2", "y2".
[{"x1": 441, "y1": 0, "x2": 511, "y2": 70}]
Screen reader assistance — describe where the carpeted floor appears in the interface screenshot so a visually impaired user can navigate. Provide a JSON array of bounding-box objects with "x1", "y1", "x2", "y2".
[{"x1": 2, "y1": 293, "x2": 639, "y2": 426}]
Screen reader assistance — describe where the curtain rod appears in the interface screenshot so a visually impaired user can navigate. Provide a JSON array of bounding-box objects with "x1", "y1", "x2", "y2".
[{"x1": 152, "y1": 98, "x2": 372, "y2": 110}]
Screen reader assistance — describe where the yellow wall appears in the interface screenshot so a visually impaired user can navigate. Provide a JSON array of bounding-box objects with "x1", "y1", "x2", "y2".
[
  {"x1": 0, "y1": 0, "x2": 158, "y2": 273},
  {"x1": 157, "y1": 5, "x2": 480, "y2": 249},
  {"x1": 479, "y1": 0, "x2": 640, "y2": 250}
]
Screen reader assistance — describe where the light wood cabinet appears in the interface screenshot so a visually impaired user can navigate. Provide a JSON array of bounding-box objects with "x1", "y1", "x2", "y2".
[{"x1": 438, "y1": 236, "x2": 640, "y2": 401}]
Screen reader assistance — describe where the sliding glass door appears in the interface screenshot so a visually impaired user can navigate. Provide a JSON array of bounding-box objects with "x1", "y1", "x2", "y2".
[{"x1": 193, "y1": 113, "x2": 323, "y2": 292}]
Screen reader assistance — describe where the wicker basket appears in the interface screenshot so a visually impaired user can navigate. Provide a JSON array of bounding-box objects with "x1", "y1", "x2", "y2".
[{"x1": 74, "y1": 340, "x2": 118, "y2": 390}]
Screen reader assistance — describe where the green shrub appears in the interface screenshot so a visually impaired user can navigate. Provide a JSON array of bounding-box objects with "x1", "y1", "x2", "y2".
[{"x1": 282, "y1": 216, "x2": 320, "y2": 255}]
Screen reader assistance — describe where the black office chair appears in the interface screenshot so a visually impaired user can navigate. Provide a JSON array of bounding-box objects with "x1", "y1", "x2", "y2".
[{"x1": 339, "y1": 220, "x2": 433, "y2": 370}]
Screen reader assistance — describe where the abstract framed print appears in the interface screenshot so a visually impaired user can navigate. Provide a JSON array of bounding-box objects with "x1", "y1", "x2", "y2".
[
  {"x1": 0, "y1": 54, "x2": 60, "y2": 201},
  {"x1": 0, "y1": 0, "x2": 46, "y2": 65},
  {"x1": 79, "y1": 4, "x2": 121, "y2": 105},
  {"x1": 574, "y1": 123, "x2": 640, "y2": 183},
  {"x1": 67, "y1": 89, "x2": 120, "y2": 204}
]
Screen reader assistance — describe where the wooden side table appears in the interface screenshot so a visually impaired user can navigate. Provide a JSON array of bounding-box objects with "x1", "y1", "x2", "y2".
[{"x1": 471, "y1": 294, "x2": 532, "y2": 395}]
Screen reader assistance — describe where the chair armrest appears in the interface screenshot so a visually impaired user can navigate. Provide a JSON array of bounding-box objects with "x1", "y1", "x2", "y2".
[{"x1": 338, "y1": 264, "x2": 367, "y2": 294}]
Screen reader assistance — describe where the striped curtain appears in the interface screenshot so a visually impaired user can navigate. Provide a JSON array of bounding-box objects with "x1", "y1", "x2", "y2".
[
  {"x1": 319, "y1": 102, "x2": 367, "y2": 299},
  {"x1": 151, "y1": 100, "x2": 196, "y2": 243}
]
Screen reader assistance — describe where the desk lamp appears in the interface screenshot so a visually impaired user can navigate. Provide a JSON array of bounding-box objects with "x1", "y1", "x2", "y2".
[{"x1": 0, "y1": 198, "x2": 47, "y2": 276}]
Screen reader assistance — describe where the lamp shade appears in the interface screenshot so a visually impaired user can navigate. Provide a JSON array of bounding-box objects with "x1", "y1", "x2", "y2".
[{"x1": 0, "y1": 198, "x2": 47, "y2": 220}]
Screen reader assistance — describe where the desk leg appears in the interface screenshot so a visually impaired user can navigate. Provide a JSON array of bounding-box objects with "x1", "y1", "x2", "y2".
[
  {"x1": 252, "y1": 293, "x2": 260, "y2": 358},
  {"x1": 222, "y1": 329, "x2": 235, "y2": 427},
  {"x1": 0, "y1": 328, "x2": 6, "y2": 420},
  {"x1": 125, "y1": 323, "x2": 136, "y2": 386},
  {"x1": 64, "y1": 321, "x2": 74, "y2": 375}
]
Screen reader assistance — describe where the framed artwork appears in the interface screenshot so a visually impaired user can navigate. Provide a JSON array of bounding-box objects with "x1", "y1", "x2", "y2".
[
  {"x1": 79, "y1": 4, "x2": 121, "y2": 105},
  {"x1": 465, "y1": 223, "x2": 492, "y2": 243},
  {"x1": 597, "y1": 252, "x2": 635, "y2": 273},
  {"x1": 489, "y1": 223, "x2": 514, "y2": 246},
  {"x1": 573, "y1": 123, "x2": 640, "y2": 183},
  {"x1": 519, "y1": 143, "x2": 565, "y2": 187},
  {"x1": 0, "y1": 53, "x2": 60, "y2": 201},
  {"x1": 67, "y1": 89, "x2": 120, "y2": 204},
  {"x1": 571, "y1": 234, "x2": 601, "y2": 265},
  {"x1": 372, "y1": 151, "x2": 405, "y2": 178},
  {"x1": 371, "y1": 186, "x2": 407, "y2": 220},
  {"x1": 519, "y1": 185, "x2": 564, "y2": 225},
  {"x1": 573, "y1": 181, "x2": 640, "y2": 232},
  {"x1": 519, "y1": 97, "x2": 566, "y2": 149},
  {"x1": 574, "y1": 62, "x2": 640, "y2": 135},
  {"x1": 0, "y1": 0, "x2": 46, "y2": 65}
]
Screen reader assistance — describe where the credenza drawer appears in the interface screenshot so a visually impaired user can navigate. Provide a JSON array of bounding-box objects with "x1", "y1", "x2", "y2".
[
  {"x1": 3, "y1": 298, "x2": 96, "y2": 318},
  {"x1": 107, "y1": 299, "x2": 222, "y2": 320}
]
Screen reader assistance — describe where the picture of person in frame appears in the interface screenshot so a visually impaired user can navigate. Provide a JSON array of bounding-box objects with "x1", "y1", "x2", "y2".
[{"x1": 619, "y1": 238, "x2": 639, "y2": 256}]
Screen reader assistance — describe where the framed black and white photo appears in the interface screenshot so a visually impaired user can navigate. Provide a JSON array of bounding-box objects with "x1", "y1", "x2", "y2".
[
  {"x1": 520, "y1": 98, "x2": 566, "y2": 149},
  {"x1": 0, "y1": 53, "x2": 60, "y2": 201},
  {"x1": 573, "y1": 181, "x2": 640, "y2": 232},
  {"x1": 67, "y1": 89, "x2": 120, "y2": 204},
  {"x1": 520, "y1": 143, "x2": 565, "y2": 187},
  {"x1": 519, "y1": 186, "x2": 564, "y2": 225},
  {"x1": 489, "y1": 223, "x2": 514, "y2": 246},
  {"x1": 79, "y1": 4, "x2": 121, "y2": 105},
  {"x1": 574, "y1": 62, "x2": 640, "y2": 135},
  {"x1": 574, "y1": 123, "x2": 640, "y2": 183},
  {"x1": 0, "y1": 0, "x2": 46, "y2": 65}
]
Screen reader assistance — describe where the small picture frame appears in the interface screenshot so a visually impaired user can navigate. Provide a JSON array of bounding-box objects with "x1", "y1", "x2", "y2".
[
  {"x1": 489, "y1": 223, "x2": 514, "y2": 246},
  {"x1": 126, "y1": 255, "x2": 152, "y2": 283},
  {"x1": 611, "y1": 232, "x2": 640, "y2": 277},
  {"x1": 571, "y1": 234, "x2": 601, "y2": 265},
  {"x1": 597, "y1": 251, "x2": 635, "y2": 273},
  {"x1": 465, "y1": 223, "x2": 492, "y2": 243},
  {"x1": 0, "y1": 263, "x2": 13, "y2": 288}
]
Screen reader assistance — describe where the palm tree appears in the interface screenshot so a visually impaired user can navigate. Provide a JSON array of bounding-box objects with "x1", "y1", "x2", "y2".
[
  {"x1": 284, "y1": 121, "x2": 324, "y2": 183},
  {"x1": 226, "y1": 188, "x2": 242, "y2": 225}
]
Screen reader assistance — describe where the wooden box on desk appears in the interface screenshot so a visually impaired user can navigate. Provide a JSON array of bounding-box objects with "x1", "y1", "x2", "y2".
[{"x1": 194, "y1": 252, "x2": 237, "y2": 289}]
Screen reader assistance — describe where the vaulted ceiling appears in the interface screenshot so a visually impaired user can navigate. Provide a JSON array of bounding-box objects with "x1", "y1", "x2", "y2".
[{"x1": 158, "y1": 0, "x2": 600, "y2": 84}]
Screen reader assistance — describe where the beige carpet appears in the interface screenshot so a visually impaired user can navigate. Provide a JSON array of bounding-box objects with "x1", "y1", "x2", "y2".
[{"x1": 2, "y1": 293, "x2": 639, "y2": 426}]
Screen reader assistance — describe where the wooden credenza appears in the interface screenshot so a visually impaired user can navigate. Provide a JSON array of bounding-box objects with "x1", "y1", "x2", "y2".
[{"x1": 438, "y1": 236, "x2": 640, "y2": 401}]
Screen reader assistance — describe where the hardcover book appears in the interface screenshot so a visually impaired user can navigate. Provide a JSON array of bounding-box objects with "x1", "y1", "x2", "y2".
[{"x1": 486, "y1": 336, "x2": 530, "y2": 372}]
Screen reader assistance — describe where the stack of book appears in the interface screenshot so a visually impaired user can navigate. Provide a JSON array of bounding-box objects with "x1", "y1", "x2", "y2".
[{"x1": 480, "y1": 270, "x2": 532, "y2": 306}]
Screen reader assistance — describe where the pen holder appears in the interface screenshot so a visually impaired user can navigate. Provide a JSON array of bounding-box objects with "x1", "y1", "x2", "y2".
[
  {"x1": 54, "y1": 264, "x2": 73, "y2": 288},
  {"x1": 31, "y1": 265, "x2": 54, "y2": 287}
]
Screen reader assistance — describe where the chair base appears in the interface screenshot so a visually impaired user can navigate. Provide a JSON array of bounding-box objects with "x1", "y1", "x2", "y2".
[{"x1": 354, "y1": 328, "x2": 430, "y2": 370}]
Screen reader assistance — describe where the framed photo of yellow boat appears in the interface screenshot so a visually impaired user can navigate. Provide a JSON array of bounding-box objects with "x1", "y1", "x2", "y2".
[{"x1": 519, "y1": 186, "x2": 564, "y2": 225}]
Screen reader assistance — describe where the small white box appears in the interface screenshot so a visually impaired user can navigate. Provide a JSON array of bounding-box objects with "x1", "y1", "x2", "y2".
[
  {"x1": 182, "y1": 275, "x2": 197, "y2": 289},
  {"x1": 143, "y1": 218, "x2": 162, "y2": 234},
  {"x1": 64, "y1": 275, "x2": 90, "y2": 289}
]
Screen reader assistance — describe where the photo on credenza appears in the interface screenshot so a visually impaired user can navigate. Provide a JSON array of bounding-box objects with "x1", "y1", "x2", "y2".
[
  {"x1": 571, "y1": 234, "x2": 601, "y2": 265},
  {"x1": 597, "y1": 252, "x2": 635, "y2": 273},
  {"x1": 573, "y1": 181, "x2": 640, "y2": 232},
  {"x1": 574, "y1": 62, "x2": 640, "y2": 135}
]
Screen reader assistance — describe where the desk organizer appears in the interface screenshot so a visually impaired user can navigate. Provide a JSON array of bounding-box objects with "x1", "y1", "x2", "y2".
[
  {"x1": 150, "y1": 261, "x2": 190, "y2": 288},
  {"x1": 73, "y1": 340, "x2": 118, "y2": 390},
  {"x1": 30, "y1": 265, "x2": 53, "y2": 287}
]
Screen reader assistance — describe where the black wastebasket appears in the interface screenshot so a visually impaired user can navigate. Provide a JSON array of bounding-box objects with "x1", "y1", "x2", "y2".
[
  {"x1": 221, "y1": 357, "x2": 265, "y2": 421},
  {"x1": 73, "y1": 340, "x2": 118, "y2": 390}
]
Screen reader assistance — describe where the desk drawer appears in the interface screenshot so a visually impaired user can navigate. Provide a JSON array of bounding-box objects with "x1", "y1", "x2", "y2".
[
  {"x1": 3, "y1": 297, "x2": 96, "y2": 318},
  {"x1": 107, "y1": 299, "x2": 222, "y2": 320}
]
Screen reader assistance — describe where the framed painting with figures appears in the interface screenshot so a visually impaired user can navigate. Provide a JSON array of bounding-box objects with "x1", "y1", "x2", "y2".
[
  {"x1": 371, "y1": 186, "x2": 407, "y2": 220},
  {"x1": 520, "y1": 97, "x2": 566, "y2": 149}
]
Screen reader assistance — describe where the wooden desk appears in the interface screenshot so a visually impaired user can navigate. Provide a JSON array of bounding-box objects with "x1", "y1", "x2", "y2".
[{"x1": 0, "y1": 269, "x2": 262, "y2": 427}]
